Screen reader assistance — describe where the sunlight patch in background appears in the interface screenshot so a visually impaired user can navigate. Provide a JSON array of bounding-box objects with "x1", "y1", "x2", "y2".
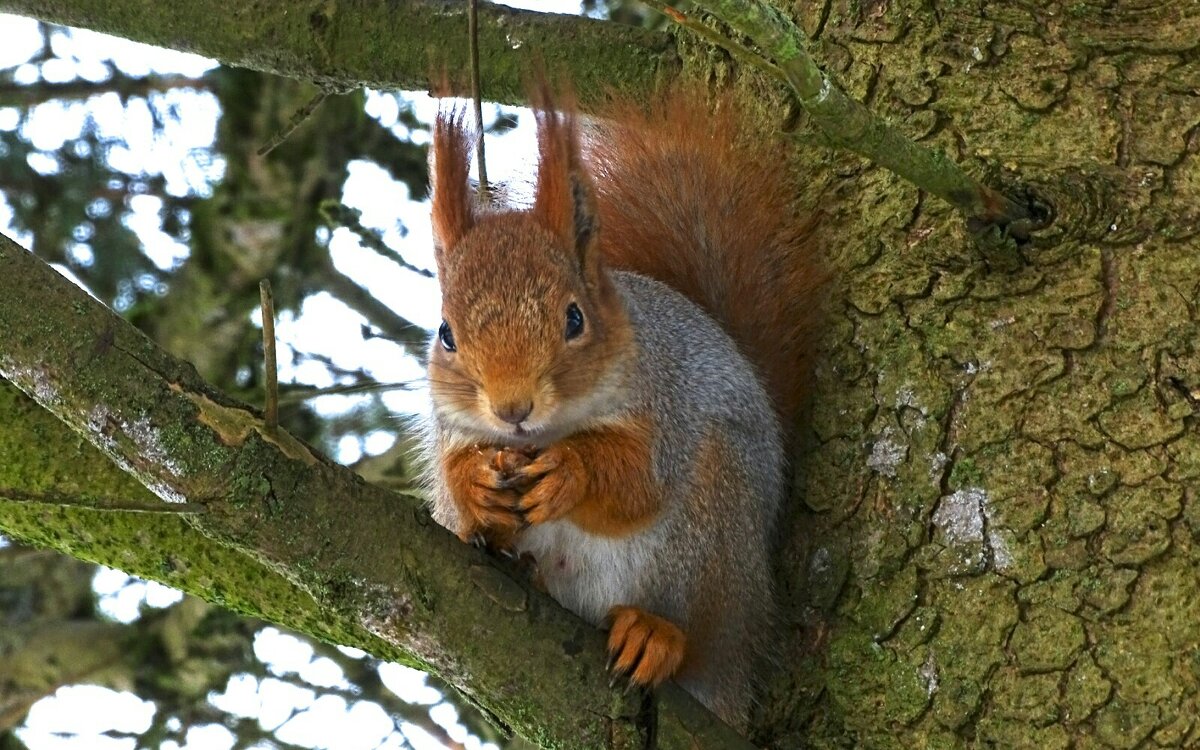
[
  {"x1": 205, "y1": 629, "x2": 497, "y2": 750},
  {"x1": 94, "y1": 566, "x2": 185, "y2": 621},
  {"x1": 23, "y1": 687, "x2": 156, "y2": 749}
]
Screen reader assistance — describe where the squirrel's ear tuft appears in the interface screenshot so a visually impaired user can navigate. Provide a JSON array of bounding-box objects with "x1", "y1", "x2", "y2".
[
  {"x1": 530, "y1": 82, "x2": 598, "y2": 263},
  {"x1": 430, "y1": 106, "x2": 475, "y2": 262}
]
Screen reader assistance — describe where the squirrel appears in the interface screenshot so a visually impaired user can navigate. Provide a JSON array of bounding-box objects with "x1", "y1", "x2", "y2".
[{"x1": 421, "y1": 81, "x2": 825, "y2": 728}]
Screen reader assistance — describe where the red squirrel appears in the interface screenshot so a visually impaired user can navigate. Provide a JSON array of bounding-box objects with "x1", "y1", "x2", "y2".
[{"x1": 422, "y1": 82, "x2": 824, "y2": 727}]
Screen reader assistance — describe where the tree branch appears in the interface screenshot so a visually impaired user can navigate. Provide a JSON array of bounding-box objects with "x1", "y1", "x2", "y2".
[
  {"x1": 0, "y1": 0, "x2": 678, "y2": 105},
  {"x1": 314, "y1": 252, "x2": 431, "y2": 359},
  {"x1": 0, "y1": 232, "x2": 751, "y2": 749}
]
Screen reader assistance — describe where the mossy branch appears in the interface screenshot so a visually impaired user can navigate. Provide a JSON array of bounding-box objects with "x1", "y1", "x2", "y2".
[
  {"x1": 678, "y1": 0, "x2": 1035, "y2": 237},
  {"x1": 0, "y1": 0, "x2": 677, "y2": 105},
  {"x1": 0, "y1": 231, "x2": 753, "y2": 749}
]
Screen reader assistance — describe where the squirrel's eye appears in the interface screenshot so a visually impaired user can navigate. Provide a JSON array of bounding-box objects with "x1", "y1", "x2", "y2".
[
  {"x1": 565, "y1": 302, "x2": 585, "y2": 340},
  {"x1": 438, "y1": 320, "x2": 456, "y2": 352}
]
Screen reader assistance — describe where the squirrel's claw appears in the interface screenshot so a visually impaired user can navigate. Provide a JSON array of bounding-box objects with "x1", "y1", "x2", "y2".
[
  {"x1": 510, "y1": 450, "x2": 562, "y2": 484},
  {"x1": 606, "y1": 662, "x2": 643, "y2": 696},
  {"x1": 608, "y1": 669, "x2": 624, "y2": 690},
  {"x1": 493, "y1": 476, "x2": 522, "y2": 491},
  {"x1": 511, "y1": 445, "x2": 584, "y2": 525},
  {"x1": 465, "y1": 491, "x2": 525, "y2": 532},
  {"x1": 517, "y1": 470, "x2": 574, "y2": 525}
]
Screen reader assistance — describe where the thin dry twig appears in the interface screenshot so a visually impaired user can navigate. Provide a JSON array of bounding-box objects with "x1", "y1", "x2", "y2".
[
  {"x1": 259, "y1": 279, "x2": 279, "y2": 433},
  {"x1": 257, "y1": 89, "x2": 329, "y2": 157},
  {"x1": 320, "y1": 202, "x2": 435, "y2": 278},
  {"x1": 469, "y1": 0, "x2": 491, "y2": 202}
]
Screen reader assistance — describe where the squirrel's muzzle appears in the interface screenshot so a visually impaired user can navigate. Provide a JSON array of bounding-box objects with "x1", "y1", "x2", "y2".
[{"x1": 492, "y1": 400, "x2": 534, "y2": 425}]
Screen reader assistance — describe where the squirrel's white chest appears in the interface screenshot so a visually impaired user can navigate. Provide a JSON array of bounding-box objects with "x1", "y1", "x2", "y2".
[{"x1": 515, "y1": 521, "x2": 657, "y2": 625}]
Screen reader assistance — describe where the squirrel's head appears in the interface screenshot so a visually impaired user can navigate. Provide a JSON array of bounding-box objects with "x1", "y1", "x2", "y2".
[{"x1": 426, "y1": 97, "x2": 630, "y2": 445}]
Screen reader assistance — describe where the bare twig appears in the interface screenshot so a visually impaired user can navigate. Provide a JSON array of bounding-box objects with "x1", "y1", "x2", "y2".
[
  {"x1": 256, "y1": 83, "x2": 350, "y2": 157},
  {"x1": 0, "y1": 74, "x2": 211, "y2": 107},
  {"x1": 319, "y1": 202, "x2": 435, "y2": 278},
  {"x1": 259, "y1": 279, "x2": 279, "y2": 433},
  {"x1": 469, "y1": 0, "x2": 490, "y2": 202},
  {"x1": 315, "y1": 260, "x2": 431, "y2": 359},
  {"x1": 257, "y1": 89, "x2": 327, "y2": 157},
  {"x1": 276, "y1": 380, "x2": 423, "y2": 404}
]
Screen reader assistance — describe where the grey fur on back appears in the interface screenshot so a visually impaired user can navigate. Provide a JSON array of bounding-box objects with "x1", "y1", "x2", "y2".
[{"x1": 425, "y1": 270, "x2": 784, "y2": 725}]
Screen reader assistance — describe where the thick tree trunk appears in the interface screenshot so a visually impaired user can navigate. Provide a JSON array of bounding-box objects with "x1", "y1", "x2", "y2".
[
  {"x1": 1, "y1": 1, "x2": 1198, "y2": 748},
  {"x1": 762, "y1": 2, "x2": 1200, "y2": 747}
]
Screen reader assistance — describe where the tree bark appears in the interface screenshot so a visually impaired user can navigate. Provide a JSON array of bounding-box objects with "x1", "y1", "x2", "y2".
[
  {"x1": 1, "y1": 1, "x2": 1199, "y2": 748},
  {"x1": 760, "y1": 2, "x2": 1200, "y2": 747}
]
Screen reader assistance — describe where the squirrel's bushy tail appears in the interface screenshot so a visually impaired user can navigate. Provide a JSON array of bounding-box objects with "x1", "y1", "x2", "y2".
[{"x1": 587, "y1": 90, "x2": 826, "y2": 433}]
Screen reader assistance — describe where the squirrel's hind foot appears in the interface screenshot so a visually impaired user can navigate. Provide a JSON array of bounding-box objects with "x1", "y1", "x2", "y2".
[{"x1": 606, "y1": 605, "x2": 686, "y2": 688}]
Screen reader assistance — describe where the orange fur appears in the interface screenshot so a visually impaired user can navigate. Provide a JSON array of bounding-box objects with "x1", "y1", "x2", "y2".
[
  {"x1": 442, "y1": 413, "x2": 658, "y2": 542},
  {"x1": 441, "y1": 443, "x2": 526, "y2": 546},
  {"x1": 426, "y1": 217, "x2": 633, "y2": 439},
  {"x1": 502, "y1": 414, "x2": 659, "y2": 536},
  {"x1": 589, "y1": 90, "x2": 827, "y2": 434},
  {"x1": 529, "y1": 80, "x2": 594, "y2": 252},
  {"x1": 430, "y1": 107, "x2": 475, "y2": 254},
  {"x1": 607, "y1": 605, "x2": 687, "y2": 687}
]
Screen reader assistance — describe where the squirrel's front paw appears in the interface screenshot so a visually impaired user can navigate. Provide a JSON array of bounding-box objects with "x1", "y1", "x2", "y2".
[
  {"x1": 606, "y1": 606, "x2": 686, "y2": 687},
  {"x1": 509, "y1": 444, "x2": 585, "y2": 525},
  {"x1": 445, "y1": 447, "x2": 532, "y2": 543}
]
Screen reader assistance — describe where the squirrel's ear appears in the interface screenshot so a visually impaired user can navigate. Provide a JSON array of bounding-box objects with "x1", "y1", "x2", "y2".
[
  {"x1": 430, "y1": 107, "x2": 475, "y2": 262},
  {"x1": 531, "y1": 87, "x2": 598, "y2": 263}
]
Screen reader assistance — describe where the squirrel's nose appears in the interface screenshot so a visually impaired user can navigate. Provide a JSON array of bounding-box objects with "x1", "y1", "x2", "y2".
[{"x1": 493, "y1": 401, "x2": 533, "y2": 425}]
